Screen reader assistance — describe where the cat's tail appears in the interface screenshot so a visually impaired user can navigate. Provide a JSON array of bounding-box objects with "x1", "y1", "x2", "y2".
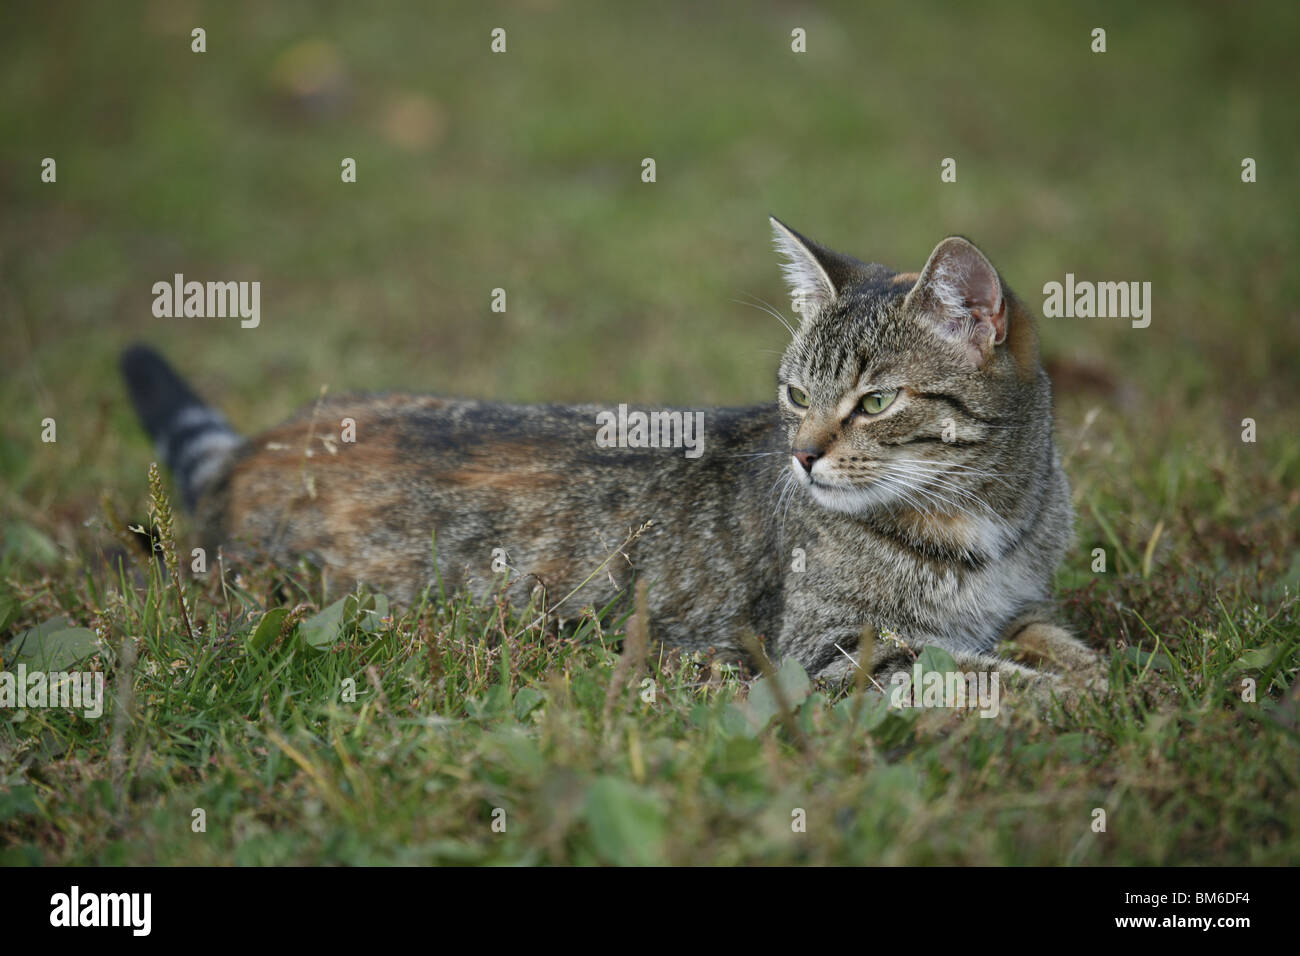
[{"x1": 120, "y1": 345, "x2": 244, "y2": 510}]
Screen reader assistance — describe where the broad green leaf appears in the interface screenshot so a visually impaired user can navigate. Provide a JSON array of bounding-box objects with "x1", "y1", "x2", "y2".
[
  {"x1": 744, "y1": 657, "x2": 811, "y2": 731},
  {"x1": 583, "y1": 777, "x2": 666, "y2": 866},
  {"x1": 358, "y1": 594, "x2": 390, "y2": 633},
  {"x1": 467, "y1": 684, "x2": 512, "y2": 719},
  {"x1": 1230, "y1": 646, "x2": 1278, "y2": 672},
  {"x1": 513, "y1": 686, "x2": 546, "y2": 721},
  {"x1": 299, "y1": 597, "x2": 348, "y2": 649},
  {"x1": 718, "y1": 702, "x2": 756, "y2": 738},
  {"x1": 6, "y1": 618, "x2": 99, "y2": 671},
  {"x1": 6, "y1": 616, "x2": 68, "y2": 647},
  {"x1": 3, "y1": 522, "x2": 60, "y2": 565},
  {"x1": 248, "y1": 608, "x2": 290, "y2": 652},
  {"x1": 1120, "y1": 647, "x2": 1172, "y2": 672},
  {"x1": 915, "y1": 645, "x2": 959, "y2": 677}
]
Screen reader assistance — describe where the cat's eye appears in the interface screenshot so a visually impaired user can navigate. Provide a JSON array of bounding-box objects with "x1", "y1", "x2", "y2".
[
  {"x1": 787, "y1": 385, "x2": 810, "y2": 408},
  {"x1": 857, "y1": 389, "x2": 898, "y2": 415}
]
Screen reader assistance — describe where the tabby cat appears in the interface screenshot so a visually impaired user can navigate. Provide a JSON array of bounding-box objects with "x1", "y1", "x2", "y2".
[{"x1": 122, "y1": 218, "x2": 1099, "y2": 690}]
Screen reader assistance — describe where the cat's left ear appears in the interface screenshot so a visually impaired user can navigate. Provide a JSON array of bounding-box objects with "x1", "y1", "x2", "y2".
[
  {"x1": 904, "y1": 237, "x2": 1007, "y2": 366},
  {"x1": 770, "y1": 216, "x2": 868, "y2": 321}
]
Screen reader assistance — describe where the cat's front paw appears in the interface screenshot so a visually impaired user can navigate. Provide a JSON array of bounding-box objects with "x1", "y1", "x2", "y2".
[{"x1": 1000, "y1": 622, "x2": 1108, "y2": 698}]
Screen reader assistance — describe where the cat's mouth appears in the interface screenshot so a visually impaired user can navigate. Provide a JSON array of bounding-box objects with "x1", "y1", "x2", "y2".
[
  {"x1": 791, "y1": 456, "x2": 920, "y2": 518},
  {"x1": 792, "y1": 460, "x2": 888, "y2": 515},
  {"x1": 791, "y1": 457, "x2": 854, "y2": 490},
  {"x1": 805, "y1": 481, "x2": 894, "y2": 517}
]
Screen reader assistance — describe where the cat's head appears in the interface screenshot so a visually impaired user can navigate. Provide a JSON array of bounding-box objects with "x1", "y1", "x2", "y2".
[{"x1": 770, "y1": 216, "x2": 1045, "y2": 521}]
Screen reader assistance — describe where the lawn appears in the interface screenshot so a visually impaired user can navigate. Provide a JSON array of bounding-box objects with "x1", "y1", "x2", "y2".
[{"x1": 1, "y1": 0, "x2": 1297, "y2": 865}]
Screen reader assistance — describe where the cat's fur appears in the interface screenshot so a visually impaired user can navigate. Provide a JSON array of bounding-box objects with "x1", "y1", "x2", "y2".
[{"x1": 122, "y1": 219, "x2": 1098, "y2": 691}]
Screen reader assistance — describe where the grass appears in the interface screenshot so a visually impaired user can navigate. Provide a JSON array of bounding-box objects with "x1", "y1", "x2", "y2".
[
  {"x1": 2, "y1": 0, "x2": 1299, "y2": 864},
  {"x1": 2, "y1": 494, "x2": 1296, "y2": 865}
]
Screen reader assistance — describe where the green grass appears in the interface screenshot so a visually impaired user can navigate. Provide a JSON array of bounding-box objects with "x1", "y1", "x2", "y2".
[
  {"x1": 2, "y1": 0, "x2": 1299, "y2": 864},
  {"x1": 2, "y1": 501, "x2": 1297, "y2": 866}
]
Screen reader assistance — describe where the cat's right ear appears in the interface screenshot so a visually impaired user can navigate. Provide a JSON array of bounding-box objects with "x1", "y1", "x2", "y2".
[
  {"x1": 904, "y1": 236, "x2": 1008, "y2": 367},
  {"x1": 769, "y1": 216, "x2": 864, "y2": 321}
]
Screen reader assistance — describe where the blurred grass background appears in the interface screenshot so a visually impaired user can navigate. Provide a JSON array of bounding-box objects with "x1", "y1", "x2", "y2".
[
  {"x1": 1, "y1": 0, "x2": 1299, "y2": 867},
  {"x1": 2, "y1": 0, "x2": 1297, "y2": 522}
]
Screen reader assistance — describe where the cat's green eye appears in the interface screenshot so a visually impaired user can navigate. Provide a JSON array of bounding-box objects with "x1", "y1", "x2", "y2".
[
  {"x1": 787, "y1": 385, "x2": 810, "y2": 408},
  {"x1": 858, "y1": 389, "x2": 898, "y2": 415}
]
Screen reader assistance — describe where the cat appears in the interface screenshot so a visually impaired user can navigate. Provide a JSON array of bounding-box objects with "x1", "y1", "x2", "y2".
[{"x1": 121, "y1": 218, "x2": 1101, "y2": 693}]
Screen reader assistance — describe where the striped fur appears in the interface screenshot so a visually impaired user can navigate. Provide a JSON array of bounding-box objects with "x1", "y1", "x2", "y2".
[
  {"x1": 120, "y1": 346, "x2": 244, "y2": 509},
  {"x1": 120, "y1": 224, "x2": 1101, "y2": 694}
]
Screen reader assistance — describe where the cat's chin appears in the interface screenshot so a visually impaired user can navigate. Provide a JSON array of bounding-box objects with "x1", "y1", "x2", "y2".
[{"x1": 801, "y1": 475, "x2": 899, "y2": 518}]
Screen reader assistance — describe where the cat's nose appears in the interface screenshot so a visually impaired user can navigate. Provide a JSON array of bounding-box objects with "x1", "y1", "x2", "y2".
[{"x1": 793, "y1": 449, "x2": 821, "y2": 472}]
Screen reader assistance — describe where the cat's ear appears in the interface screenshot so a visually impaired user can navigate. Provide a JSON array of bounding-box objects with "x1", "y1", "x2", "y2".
[
  {"x1": 904, "y1": 236, "x2": 1007, "y2": 366},
  {"x1": 769, "y1": 216, "x2": 866, "y2": 320}
]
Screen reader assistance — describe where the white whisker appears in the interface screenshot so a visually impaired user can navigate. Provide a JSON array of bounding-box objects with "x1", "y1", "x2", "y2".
[{"x1": 732, "y1": 294, "x2": 796, "y2": 338}]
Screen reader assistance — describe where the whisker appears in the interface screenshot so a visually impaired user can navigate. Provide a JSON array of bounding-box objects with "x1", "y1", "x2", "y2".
[
  {"x1": 886, "y1": 479, "x2": 943, "y2": 517},
  {"x1": 732, "y1": 293, "x2": 796, "y2": 338},
  {"x1": 889, "y1": 478, "x2": 953, "y2": 515},
  {"x1": 887, "y1": 458, "x2": 1022, "y2": 493},
  {"x1": 889, "y1": 465, "x2": 989, "y2": 505},
  {"x1": 889, "y1": 457, "x2": 1026, "y2": 478},
  {"x1": 779, "y1": 472, "x2": 800, "y2": 549},
  {"x1": 883, "y1": 463, "x2": 988, "y2": 510},
  {"x1": 765, "y1": 468, "x2": 792, "y2": 507}
]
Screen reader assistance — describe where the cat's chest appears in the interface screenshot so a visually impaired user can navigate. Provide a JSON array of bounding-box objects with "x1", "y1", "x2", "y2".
[{"x1": 783, "y1": 510, "x2": 1043, "y2": 634}]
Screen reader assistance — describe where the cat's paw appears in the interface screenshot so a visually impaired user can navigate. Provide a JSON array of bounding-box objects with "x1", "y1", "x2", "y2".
[{"x1": 1000, "y1": 622, "x2": 1108, "y2": 698}]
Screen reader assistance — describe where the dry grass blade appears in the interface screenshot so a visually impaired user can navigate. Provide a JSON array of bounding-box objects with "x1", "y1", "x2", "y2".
[{"x1": 603, "y1": 578, "x2": 652, "y2": 728}]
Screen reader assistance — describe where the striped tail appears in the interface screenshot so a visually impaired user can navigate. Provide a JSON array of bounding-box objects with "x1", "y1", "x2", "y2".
[{"x1": 120, "y1": 345, "x2": 244, "y2": 510}]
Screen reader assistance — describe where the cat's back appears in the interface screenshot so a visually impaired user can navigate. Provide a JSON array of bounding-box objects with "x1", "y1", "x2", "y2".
[{"x1": 199, "y1": 392, "x2": 788, "y2": 633}]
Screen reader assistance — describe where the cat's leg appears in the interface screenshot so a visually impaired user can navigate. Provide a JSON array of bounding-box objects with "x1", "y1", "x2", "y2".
[
  {"x1": 800, "y1": 620, "x2": 1105, "y2": 710},
  {"x1": 862, "y1": 617, "x2": 1107, "y2": 710},
  {"x1": 909, "y1": 643, "x2": 1096, "y2": 713},
  {"x1": 862, "y1": 639, "x2": 1054, "y2": 716},
  {"x1": 1001, "y1": 618, "x2": 1106, "y2": 684},
  {"x1": 994, "y1": 613, "x2": 1109, "y2": 702}
]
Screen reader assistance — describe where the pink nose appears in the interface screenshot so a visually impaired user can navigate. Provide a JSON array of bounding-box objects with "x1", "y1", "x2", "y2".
[{"x1": 794, "y1": 450, "x2": 820, "y2": 472}]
